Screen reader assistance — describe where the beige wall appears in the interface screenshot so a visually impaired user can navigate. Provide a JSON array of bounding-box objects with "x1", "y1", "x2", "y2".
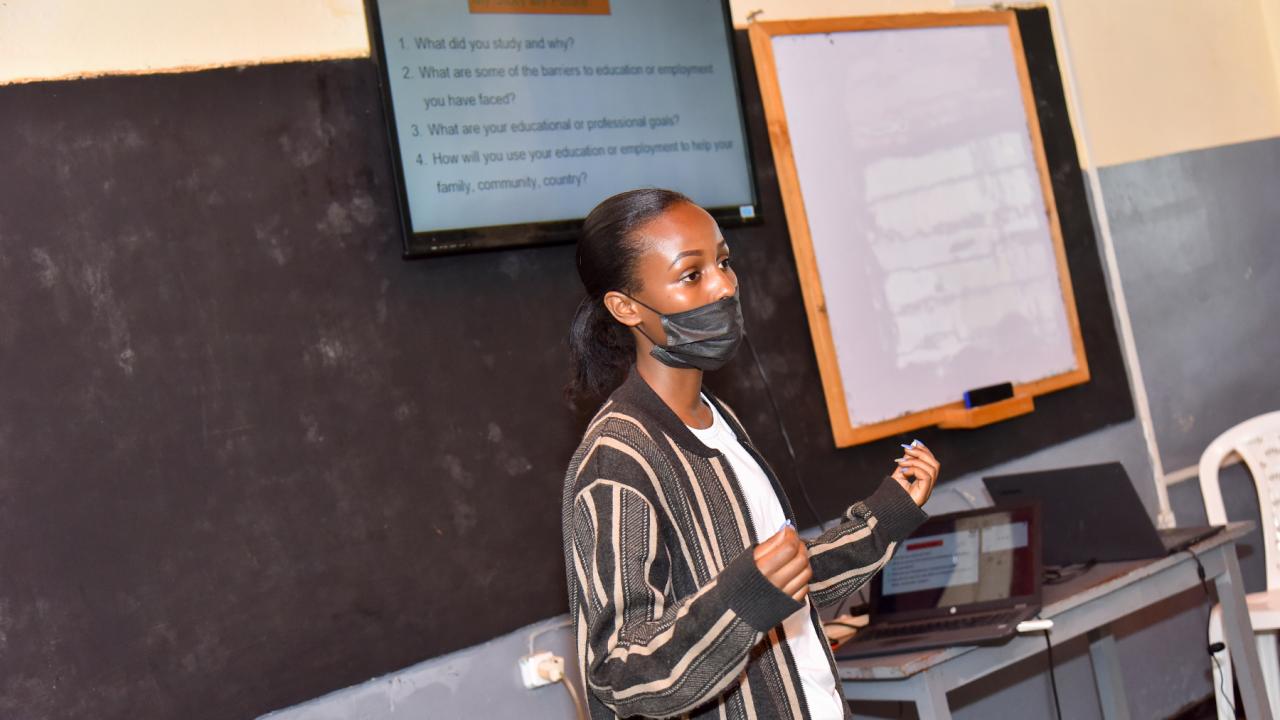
[
  {"x1": 1262, "y1": 0, "x2": 1280, "y2": 95},
  {"x1": 0, "y1": 0, "x2": 368, "y2": 85},
  {"x1": 725, "y1": 0, "x2": 950, "y2": 25},
  {"x1": 3, "y1": 0, "x2": 1278, "y2": 167},
  {"x1": 1053, "y1": 0, "x2": 1280, "y2": 167}
]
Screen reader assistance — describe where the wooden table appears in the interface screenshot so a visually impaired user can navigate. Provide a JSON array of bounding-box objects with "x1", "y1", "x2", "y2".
[{"x1": 838, "y1": 522, "x2": 1271, "y2": 719}]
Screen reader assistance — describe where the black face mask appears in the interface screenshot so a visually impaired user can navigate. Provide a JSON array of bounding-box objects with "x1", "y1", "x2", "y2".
[{"x1": 627, "y1": 293, "x2": 746, "y2": 371}]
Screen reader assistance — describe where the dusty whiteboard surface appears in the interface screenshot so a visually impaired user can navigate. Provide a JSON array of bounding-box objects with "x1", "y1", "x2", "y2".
[{"x1": 770, "y1": 24, "x2": 1077, "y2": 427}]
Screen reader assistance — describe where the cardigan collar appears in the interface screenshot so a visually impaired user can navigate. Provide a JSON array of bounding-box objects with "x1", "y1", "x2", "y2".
[{"x1": 610, "y1": 365, "x2": 752, "y2": 459}]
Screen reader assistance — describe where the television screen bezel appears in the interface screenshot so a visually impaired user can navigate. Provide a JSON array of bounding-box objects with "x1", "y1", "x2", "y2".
[{"x1": 364, "y1": 0, "x2": 761, "y2": 258}]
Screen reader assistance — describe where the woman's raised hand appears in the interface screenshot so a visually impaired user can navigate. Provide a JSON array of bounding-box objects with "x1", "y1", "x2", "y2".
[
  {"x1": 892, "y1": 441, "x2": 940, "y2": 508},
  {"x1": 753, "y1": 525, "x2": 812, "y2": 602}
]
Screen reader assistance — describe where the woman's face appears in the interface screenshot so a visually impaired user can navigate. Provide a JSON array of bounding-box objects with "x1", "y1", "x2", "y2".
[{"x1": 604, "y1": 201, "x2": 737, "y2": 341}]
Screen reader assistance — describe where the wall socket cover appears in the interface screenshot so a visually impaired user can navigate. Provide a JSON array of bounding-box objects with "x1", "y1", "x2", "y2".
[{"x1": 519, "y1": 651, "x2": 557, "y2": 689}]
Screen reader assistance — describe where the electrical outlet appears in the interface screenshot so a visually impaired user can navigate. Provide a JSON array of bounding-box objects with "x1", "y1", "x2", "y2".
[
  {"x1": 519, "y1": 651, "x2": 560, "y2": 689},
  {"x1": 539, "y1": 655, "x2": 565, "y2": 683}
]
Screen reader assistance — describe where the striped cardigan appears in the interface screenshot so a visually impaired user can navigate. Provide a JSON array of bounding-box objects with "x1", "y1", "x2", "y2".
[{"x1": 561, "y1": 369, "x2": 927, "y2": 719}]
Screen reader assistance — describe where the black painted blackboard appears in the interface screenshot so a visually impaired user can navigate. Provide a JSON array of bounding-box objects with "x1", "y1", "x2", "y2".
[{"x1": 0, "y1": 9, "x2": 1129, "y2": 719}]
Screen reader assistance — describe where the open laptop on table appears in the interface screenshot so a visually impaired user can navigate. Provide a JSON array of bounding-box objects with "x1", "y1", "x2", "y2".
[
  {"x1": 982, "y1": 462, "x2": 1221, "y2": 568},
  {"x1": 834, "y1": 503, "x2": 1042, "y2": 660}
]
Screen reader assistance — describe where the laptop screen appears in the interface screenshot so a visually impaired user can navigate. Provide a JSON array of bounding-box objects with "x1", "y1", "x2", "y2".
[{"x1": 874, "y1": 504, "x2": 1040, "y2": 617}]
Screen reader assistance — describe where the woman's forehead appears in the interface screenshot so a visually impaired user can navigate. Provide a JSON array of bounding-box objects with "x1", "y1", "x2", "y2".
[{"x1": 636, "y1": 203, "x2": 725, "y2": 258}]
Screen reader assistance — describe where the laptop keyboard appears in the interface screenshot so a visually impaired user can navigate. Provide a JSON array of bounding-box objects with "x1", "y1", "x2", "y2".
[{"x1": 855, "y1": 610, "x2": 1025, "y2": 641}]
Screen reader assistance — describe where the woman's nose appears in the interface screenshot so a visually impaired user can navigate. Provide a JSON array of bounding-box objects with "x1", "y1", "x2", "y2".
[{"x1": 710, "y1": 267, "x2": 736, "y2": 300}]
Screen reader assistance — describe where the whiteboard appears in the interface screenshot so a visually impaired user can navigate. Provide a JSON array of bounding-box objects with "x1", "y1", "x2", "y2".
[{"x1": 752, "y1": 13, "x2": 1087, "y2": 444}]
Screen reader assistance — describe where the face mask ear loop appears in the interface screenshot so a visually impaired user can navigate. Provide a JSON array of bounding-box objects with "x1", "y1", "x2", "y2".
[
  {"x1": 623, "y1": 293, "x2": 660, "y2": 315},
  {"x1": 633, "y1": 322, "x2": 662, "y2": 348},
  {"x1": 623, "y1": 293, "x2": 665, "y2": 348}
]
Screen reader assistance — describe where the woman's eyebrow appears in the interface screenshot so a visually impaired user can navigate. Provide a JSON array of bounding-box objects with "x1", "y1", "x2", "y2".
[{"x1": 667, "y1": 249, "x2": 703, "y2": 269}]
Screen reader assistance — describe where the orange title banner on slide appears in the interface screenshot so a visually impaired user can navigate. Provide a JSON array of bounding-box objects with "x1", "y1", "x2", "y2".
[{"x1": 469, "y1": 0, "x2": 610, "y2": 15}]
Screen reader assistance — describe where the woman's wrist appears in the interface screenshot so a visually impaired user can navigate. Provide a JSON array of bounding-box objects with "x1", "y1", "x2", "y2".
[{"x1": 865, "y1": 477, "x2": 930, "y2": 538}]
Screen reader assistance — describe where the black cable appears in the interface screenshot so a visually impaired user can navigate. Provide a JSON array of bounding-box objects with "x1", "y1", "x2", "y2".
[
  {"x1": 1210, "y1": 653, "x2": 1237, "y2": 718},
  {"x1": 1186, "y1": 548, "x2": 1237, "y2": 716},
  {"x1": 1043, "y1": 629, "x2": 1063, "y2": 719},
  {"x1": 743, "y1": 333, "x2": 827, "y2": 529},
  {"x1": 1186, "y1": 547, "x2": 1213, "y2": 598},
  {"x1": 1043, "y1": 559, "x2": 1097, "y2": 586}
]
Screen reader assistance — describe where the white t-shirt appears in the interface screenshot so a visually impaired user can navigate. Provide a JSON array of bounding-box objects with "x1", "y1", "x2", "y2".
[{"x1": 686, "y1": 396, "x2": 845, "y2": 720}]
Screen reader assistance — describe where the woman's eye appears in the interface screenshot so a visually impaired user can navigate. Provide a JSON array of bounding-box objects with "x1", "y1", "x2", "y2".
[
  {"x1": 681, "y1": 270, "x2": 701, "y2": 283},
  {"x1": 719, "y1": 257, "x2": 732, "y2": 269}
]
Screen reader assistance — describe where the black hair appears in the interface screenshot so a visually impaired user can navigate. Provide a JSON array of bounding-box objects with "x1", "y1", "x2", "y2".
[{"x1": 567, "y1": 188, "x2": 692, "y2": 407}]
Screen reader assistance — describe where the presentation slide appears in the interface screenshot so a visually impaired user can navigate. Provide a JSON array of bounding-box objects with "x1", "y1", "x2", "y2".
[
  {"x1": 980, "y1": 521, "x2": 1028, "y2": 553},
  {"x1": 882, "y1": 530, "x2": 979, "y2": 596},
  {"x1": 373, "y1": 0, "x2": 756, "y2": 235},
  {"x1": 881, "y1": 521, "x2": 1029, "y2": 597}
]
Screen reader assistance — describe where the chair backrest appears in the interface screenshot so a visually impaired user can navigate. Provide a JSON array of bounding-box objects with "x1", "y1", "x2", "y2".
[{"x1": 1198, "y1": 411, "x2": 1280, "y2": 590}]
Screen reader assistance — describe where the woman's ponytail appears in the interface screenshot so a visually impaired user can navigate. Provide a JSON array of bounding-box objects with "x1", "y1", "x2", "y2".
[
  {"x1": 567, "y1": 296, "x2": 634, "y2": 406},
  {"x1": 566, "y1": 187, "x2": 692, "y2": 408}
]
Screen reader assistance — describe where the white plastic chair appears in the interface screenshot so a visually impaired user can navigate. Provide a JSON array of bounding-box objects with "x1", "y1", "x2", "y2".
[{"x1": 1199, "y1": 411, "x2": 1280, "y2": 719}]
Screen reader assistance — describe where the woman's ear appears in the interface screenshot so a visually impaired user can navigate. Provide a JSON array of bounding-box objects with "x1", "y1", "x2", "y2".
[{"x1": 603, "y1": 291, "x2": 643, "y2": 328}]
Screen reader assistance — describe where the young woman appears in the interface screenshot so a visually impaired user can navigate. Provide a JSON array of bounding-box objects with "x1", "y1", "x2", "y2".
[{"x1": 562, "y1": 189, "x2": 940, "y2": 720}]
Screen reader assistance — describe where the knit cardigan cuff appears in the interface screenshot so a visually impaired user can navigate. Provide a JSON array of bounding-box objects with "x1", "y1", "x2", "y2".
[
  {"x1": 860, "y1": 477, "x2": 929, "y2": 540},
  {"x1": 719, "y1": 548, "x2": 804, "y2": 633}
]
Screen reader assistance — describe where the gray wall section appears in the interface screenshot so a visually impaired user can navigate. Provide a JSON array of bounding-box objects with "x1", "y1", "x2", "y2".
[
  {"x1": 1098, "y1": 136, "x2": 1280, "y2": 472},
  {"x1": 264, "y1": 583, "x2": 1212, "y2": 720},
  {"x1": 264, "y1": 133, "x2": 1280, "y2": 720},
  {"x1": 259, "y1": 616, "x2": 586, "y2": 720},
  {"x1": 925, "y1": 416, "x2": 1155, "y2": 520},
  {"x1": 260, "y1": 419, "x2": 1213, "y2": 720}
]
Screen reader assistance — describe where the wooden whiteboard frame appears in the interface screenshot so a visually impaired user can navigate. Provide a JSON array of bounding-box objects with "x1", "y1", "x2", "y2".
[{"x1": 748, "y1": 11, "x2": 1090, "y2": 447}]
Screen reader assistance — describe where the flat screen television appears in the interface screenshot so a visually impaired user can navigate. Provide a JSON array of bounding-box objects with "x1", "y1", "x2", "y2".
[{"x1": 365, "y1": 0, "x2": 759, "y2": 257}]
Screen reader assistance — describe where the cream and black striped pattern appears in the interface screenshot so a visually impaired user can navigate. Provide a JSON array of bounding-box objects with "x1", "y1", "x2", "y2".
[{"x1": 562, "y1": 370, "x2": 928, "y2": 719}]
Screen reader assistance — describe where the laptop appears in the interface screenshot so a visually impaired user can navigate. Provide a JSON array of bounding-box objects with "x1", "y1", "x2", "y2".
[
  {"x1": 982, "y1": 462, "x2": 1221, "y2": 567},
  {"x1": 834, "y1": 504, "x2": 1042, "y2": 660}
]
